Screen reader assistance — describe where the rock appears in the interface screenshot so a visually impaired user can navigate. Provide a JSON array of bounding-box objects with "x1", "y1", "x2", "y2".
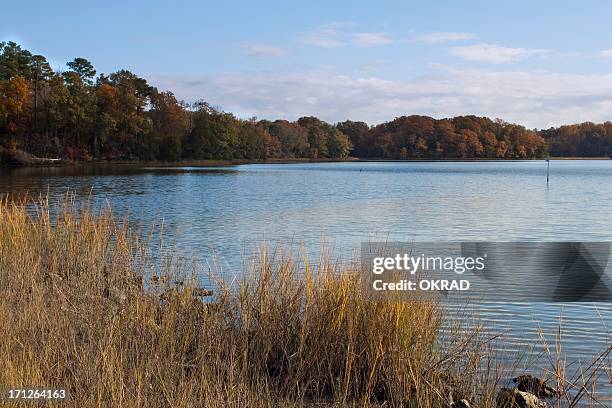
[
  {"x1": 513, "y1": 375, "x2": 559, "y2": 398},
  {"x1": 451, "y1": 398, "x2": 472, "y2": 408},
  {"x1": 447, "y1": 388, "x2": 472, "y2": 408},
  {"x1": 192, "y1": 287, "x2": 213, "y2": 297},
  {"x1": 497, "y1": 388, "x2": 550, "y2": 408}
]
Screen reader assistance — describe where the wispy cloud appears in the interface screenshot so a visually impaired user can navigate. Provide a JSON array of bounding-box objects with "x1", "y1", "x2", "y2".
[
  {"x1": 600, "y1": 49, "x2": 612, "y2": 58},
  {"x1": 450, "y1": 43, "x2": 549, "y2": 63},
  {"x1": 416, "y1": 32, "x2": 476, "y2": 44},
  {"x1": 297, "y1": 23, "x2": 348, "y2": 48},
  {"x1": 352, "y1": 32, "x2": 392, "y2": 47},
  {"x1": 151, "y1": 67, "x2": 612, "y2": 129},
  {"x1": 298, "y1": 24, "x2": 392, "y2": 48},
  {"x1": 241, "y1": 43, "x2": 286, "y2": 57}
]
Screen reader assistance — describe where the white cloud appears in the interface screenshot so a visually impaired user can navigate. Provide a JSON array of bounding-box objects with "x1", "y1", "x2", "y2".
[
  {"x1": 298, "y1": 24, "x2": 391, "y2": 48},
  {"x1": 241, "y1": 44, "x2": 286, "y2": 57},
  {"x1": 600, "y1": 49, "x2": 612, "y2": 58},
  {"x1": 150, "y1": 68, "x2": 612, "y2": 129},
  {"x1": 352, "y1": 32, "x2": 392, "y2": 47},
  {"x1": 450, "y1": 43, "x2": 549, "y2": 63},
  {"x1": 416, "y1": 32, "x2": 476, "y2": 44},
  {"x1": 297, "y1": 24, "x2": 347, "y2": 48}
]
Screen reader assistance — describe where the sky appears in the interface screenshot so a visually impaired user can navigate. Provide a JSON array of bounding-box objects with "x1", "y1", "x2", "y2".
[{"x1": 5, "y1": 0, "x2": 612, "y2": 128}]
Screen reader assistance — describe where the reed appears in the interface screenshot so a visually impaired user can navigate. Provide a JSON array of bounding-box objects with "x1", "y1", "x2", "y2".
[{"x1": 0, "y1": 196, "x2": 607, "y2": 407}]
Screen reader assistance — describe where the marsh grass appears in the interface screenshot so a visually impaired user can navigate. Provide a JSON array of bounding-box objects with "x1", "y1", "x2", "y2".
[{"x1": 0, "y1": 196, "x2": 608, "y2": 407}]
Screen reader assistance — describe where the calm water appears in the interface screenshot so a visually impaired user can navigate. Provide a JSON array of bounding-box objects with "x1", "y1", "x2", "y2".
[{"x1": 1, "y1": 161, "x2": 611, "y2": 400}]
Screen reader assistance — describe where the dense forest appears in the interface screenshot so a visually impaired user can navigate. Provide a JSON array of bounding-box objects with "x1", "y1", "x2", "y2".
[{"x1": 1, "y1": 41, "x2": 611, "y2": 163}]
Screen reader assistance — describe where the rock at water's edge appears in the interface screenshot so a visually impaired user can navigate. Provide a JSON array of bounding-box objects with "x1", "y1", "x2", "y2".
[
  {"x1": 513, "y1": 374, "x2": 559, "y2": 398},
  {"x1": 497, "y1": 388, "x2": 550, "y2": 408}
]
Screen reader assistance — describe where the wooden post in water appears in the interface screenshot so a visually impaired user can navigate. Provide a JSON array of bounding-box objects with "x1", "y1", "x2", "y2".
[{"x1": 546, "y1": 155, "x2": 550, "y2": 185}]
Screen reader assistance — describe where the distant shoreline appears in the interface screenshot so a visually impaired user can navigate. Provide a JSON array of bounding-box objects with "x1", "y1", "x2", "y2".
[
  {"x1": 1, "y1": 155, "x2": 610, "y2": 168},
  {"x1": 352, "y1": 156, "x2": 611, "y2": 162}
]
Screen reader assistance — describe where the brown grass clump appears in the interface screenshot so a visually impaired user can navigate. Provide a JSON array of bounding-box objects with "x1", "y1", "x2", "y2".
[{"x1": 0, "y1": 196, "x2": 608, "y2": 407}]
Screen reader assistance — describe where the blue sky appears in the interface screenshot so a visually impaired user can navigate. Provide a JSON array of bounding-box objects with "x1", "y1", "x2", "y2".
[{"x1": 5, "y1": 0, "x2": 612, "y2": 128}]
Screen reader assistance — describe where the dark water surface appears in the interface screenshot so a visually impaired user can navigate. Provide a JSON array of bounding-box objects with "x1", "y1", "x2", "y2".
[{"x1": 1, "y1": 160, "x2": 610, "y2": 401}]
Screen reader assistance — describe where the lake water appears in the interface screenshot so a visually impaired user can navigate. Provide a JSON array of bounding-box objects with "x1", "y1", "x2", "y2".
[{"x1": 1, "y1": 160, "x2": 611, "y2": 401}]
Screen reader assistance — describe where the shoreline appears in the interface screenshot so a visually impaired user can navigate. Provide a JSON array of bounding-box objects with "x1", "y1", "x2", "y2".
[{"x1": 1, "y1": 156, "x2": 610, "y2": 168}]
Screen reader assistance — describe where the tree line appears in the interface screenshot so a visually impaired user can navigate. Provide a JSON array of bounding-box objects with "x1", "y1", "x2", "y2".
[
  {"x1": 1, "y1": 41, "x2": 611, "y2": 162},
  {"x1": 540, "y1": 123, "x2": 612, "y2": 157}
]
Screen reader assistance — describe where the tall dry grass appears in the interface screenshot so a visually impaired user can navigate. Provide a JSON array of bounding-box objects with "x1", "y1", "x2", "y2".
[{"x1": 0, "y1": 196, "x2": 608, "y2": 407}]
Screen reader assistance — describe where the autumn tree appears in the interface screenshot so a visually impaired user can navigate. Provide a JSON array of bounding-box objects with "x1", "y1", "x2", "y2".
[
  {"x1": 297, "y1": 116, "x2": 352, "y2": 158},
  {"x1": 268, "y1": 120, "x2": 309, "y2": 158},
  {"x1": 149, "y1": 91, "x2": 189, "y2": 160},
  {"x1": 541, "y1": 122, "x2": 611, "y2": 157},
  {"x1": 327, "y1": 128, "x2": 352, "y2": 158},
  {"x1": 298, "y1": 116, "x2": 329, "y2": 158},
  {"x1": 0, "y1": 76, "x2": 31, "y2": 146},
  {"x1": 101, "y1": 70, "x2": 155, "y2": 158},
  {"x1": 235, "y1": 120, "x2": 281, "y2": 159},
  {"x1": 336, "y1": 120, "x2": 368, "y2": 156},
  {"x1": 93, "y1": 83, "x2": 120, "y2": 157}
]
